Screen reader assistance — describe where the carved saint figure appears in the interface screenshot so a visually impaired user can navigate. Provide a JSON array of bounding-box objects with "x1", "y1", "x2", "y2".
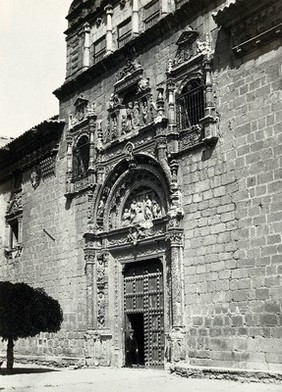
[
  {"x1": 152, "y1": 200, "x2": 162, "y2": 219},
  {"x1": 112, "y1": 115, "x2": 118, "y2": 139},
  {"x1": 122, "y1": 208, "x2": 131, "y2": 227},
  {"x1": 126, "y1": 102, "x2": 134, "y2": 132},
  {"x1": 109, "y1": 93, "x2": 120, "y2": 109},
  {"x1": 97, "y1": 198, "x2": 105, "y2": 218},
  {"x1": 133, "y1": 201, "x2": 144, "y2": 224},
  {"x1": 144, "y1": 196, "x2": 153, "y2": 221},
  {"x1": 130, "y1": 199, "x2": 138, "y2": 222},
  {"x1": 132, "y1": 101, "x2": 140, "y2": 129},
  {"x1": 121, "y1": 114, "x2": 128, "y2": 134},
  {"x1": 142, "y1": 99, "x2": 148, "y2": 125}
]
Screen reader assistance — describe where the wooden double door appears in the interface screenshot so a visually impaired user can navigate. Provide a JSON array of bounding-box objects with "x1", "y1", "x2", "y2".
[{"x1": 123, "y1": 259, "x2": 164, "y2": 367}]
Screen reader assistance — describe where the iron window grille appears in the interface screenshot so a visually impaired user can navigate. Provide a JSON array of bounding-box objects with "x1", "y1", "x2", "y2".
[{"x1": 176, "y1": 79, "x2": 205, "y2": 131}]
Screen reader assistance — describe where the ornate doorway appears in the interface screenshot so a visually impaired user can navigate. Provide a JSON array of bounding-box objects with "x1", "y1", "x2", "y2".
[{"x1": 123, "y1": 259, "x2": 164, "y2": 368}]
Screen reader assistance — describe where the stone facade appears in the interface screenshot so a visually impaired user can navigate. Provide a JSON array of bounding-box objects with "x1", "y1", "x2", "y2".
[{"x1": 0, "y1": 0, "x2": 282, "y2": 371}]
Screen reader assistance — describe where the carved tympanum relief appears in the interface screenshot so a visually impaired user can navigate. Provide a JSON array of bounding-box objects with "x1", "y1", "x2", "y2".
[{"x1": 121, "y1": 187, "x2": 163, "y2": 229}]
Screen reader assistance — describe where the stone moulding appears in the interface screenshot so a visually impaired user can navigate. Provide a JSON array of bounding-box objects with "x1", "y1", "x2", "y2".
[
  {"x1": 114, "y1": 66, "x2": 143, "y2": 94},
  {"x1": 171, "y1": 364, "x2": 282, "y2": 383}
]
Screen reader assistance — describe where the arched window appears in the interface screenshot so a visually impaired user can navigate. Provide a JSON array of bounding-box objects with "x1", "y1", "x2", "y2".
[
  {"x1": 176, "y1": 79, "x2": 205, "y2": 130},
  {"x1": 72, "y1": 135, "x2": 90, "y2": 179}
]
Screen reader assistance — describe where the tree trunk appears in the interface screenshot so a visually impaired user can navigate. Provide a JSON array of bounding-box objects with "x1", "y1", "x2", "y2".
[{"x1": 6, "y1": 338, "x2": 14, "y2": 371}]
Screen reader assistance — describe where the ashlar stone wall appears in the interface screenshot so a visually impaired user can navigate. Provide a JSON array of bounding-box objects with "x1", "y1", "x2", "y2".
[{"x1": 181, "y1": 41, "x2": 282, "y2": 371}]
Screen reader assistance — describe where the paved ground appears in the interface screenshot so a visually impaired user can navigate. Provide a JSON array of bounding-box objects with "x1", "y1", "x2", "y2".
[{"x1": 0, "y1": 366, "x2": 282, "y2": 392}]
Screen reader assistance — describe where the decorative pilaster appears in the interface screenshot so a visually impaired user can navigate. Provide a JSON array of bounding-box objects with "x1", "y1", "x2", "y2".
[
  {"x1": 96, "y1": 252, "x2": 109, "y2": 330},
  {"x1": 85, "y1": 251, "x2": 96, "y2": 330},
  {"x1": 200, "y1": 56, "x2": 218, "y2": 144},
  {"x1": 132, "y1": 0, "x2": 139, "y2": 36},
  {"x1": 167, "y1": 80, "x2": 176, "y2": 133},
  {"x1": 105, "y1": 5, "x2": 113, "y2": 55},
  {"x1": 88, "y1": 114, "x2": 97, "y2": 174},
  {"x1": 166, "y1": 229, "x2": 184, "y2": 329},
  {"x1": 82, "y1": 23, "x2": 91, "y2": 70},
  {"x1": 66, "y1": 135, "x2": 73, "y2": 193},
  {"x1": 156, "y1": 87, "x2": 165, "y2": 119},
  {"x1": 156, "y1": 138, "x2": 171, "y2": 183}
]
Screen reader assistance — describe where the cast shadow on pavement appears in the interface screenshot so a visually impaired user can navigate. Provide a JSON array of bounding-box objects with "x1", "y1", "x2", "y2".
[{"x1": 0, "y1": 367, "x2": 58, "y2": 376}]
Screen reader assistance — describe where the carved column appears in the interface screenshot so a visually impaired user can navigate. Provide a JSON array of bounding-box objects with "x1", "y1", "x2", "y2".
[
  {"x1": 88, "y1": 114, "x2": 97, "y2": 174},
  {"x1": 156, "y1": 87, "x2": 165, "y2": 118},
  {"x1": 132, "y1": 0, "x2": 139, "y2": 36},
  {"x1": 201, "y1": 56, "x2": 218, "y2": 143},
  {"x1": 167, "y1": 229, "x2": 184, "y2": 328},
  {"x1": 204, "y1": 58, "x2": 214, "y2": 118},
  {"x1": 167, "y1": 81, "x2": 176, "y2": 133},
  {"x1": 82, "y1": 22, "x2": 91, "y2": 70},
  {"x1": 105, "y1": 5, "x2": 113, "y2": 55},
  {"x1": 96, "y1": 252, "x2": 109, "y2": 330},
  {"x1": 66, "y1": 135, "x2": 73, "y2": 193},
  {"x1": 166, "y1": 228, "x2": 186, "y2": 363},
  {"x1": 156, "y1": 138, "x2": 172, "y2": 182},
  {"x1": 85, "y1": 251, "x2": 96, "y2": 330}
]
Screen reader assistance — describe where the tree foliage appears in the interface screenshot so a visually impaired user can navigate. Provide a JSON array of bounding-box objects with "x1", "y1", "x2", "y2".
[{"x1": 0, "y1": 281, "x2": 63, "y2": 340}]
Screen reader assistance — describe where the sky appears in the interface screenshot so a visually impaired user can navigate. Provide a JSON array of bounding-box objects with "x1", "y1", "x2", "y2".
[{"x1": 0, "y1": 0, "x2": 71, "y2": 138}]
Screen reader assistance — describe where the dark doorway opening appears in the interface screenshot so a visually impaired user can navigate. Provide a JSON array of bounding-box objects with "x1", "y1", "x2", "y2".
[
  {"x1": 125, "y1": 313, "x2": 145, "y2": 367},
  {"x1": 123, "y1": 259, "x2": 164, "y2": 368}
]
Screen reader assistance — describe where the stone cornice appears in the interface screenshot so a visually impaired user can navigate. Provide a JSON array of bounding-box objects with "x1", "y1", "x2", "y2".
[
  {"x1": 213, "y1": 0, "x2": 282, "y2": 56},
  {"x1": 213, "y1": 0, "x2": 276, "y2": 28}
]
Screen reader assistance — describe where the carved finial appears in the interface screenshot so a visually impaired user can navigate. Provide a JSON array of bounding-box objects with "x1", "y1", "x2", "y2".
[{"x1": 167, "y1": 59, "x2": 173, "y2": 73}]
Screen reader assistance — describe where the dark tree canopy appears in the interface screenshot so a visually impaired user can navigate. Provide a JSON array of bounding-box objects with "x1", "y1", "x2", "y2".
[{"x1": 0, "y1": 281, "x2": 63, "y2": 341}]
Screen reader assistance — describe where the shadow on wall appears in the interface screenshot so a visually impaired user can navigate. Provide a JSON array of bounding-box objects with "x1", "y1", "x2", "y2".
[{"x1": 213, "y1": 25, "x2": 282, "y2": 73}]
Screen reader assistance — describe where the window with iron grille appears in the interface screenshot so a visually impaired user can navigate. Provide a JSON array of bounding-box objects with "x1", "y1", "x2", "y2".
[
  {"x1": 72, "y1": 135, "x2": 90, "y2": 179},
  {"x1": 118, "y1": 18, "x2": 132, "y2": 48},
  {"x1": 94, "y1": 35, "x2": 106, "y2": 64},
  {"x1": 176, "y1": 79, "x2": 205, "y2": 130},
  {"x1": 143, "y1": 0, "x2": 160, "y2": 29}
]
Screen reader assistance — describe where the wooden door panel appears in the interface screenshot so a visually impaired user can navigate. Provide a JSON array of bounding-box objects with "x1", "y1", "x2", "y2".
[{"x1": 124, "y1": 260, "x2": 164, "y2": 367}]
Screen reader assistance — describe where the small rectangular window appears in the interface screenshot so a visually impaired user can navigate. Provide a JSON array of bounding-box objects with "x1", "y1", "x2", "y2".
[
  {"x1": 144, "y1": 0, "x2": 160, "y2": 29},
  {"x1": 118, "y1": 18, "x2": 132, "y2": 48},
  {"x1": 94, "y1": 35, "x2": 106, "y2": 63}
]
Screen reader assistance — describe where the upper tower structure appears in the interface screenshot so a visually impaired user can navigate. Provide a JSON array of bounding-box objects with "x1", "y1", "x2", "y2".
[{"x1": 64, "y1": 0, "x2": 173, "y2": 81}]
